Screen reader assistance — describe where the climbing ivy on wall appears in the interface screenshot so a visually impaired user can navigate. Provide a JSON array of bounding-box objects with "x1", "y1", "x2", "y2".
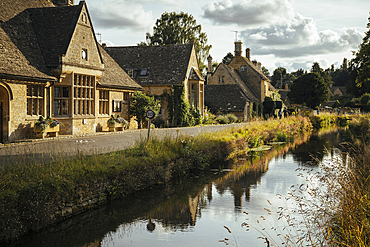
[
  {"x1": 164, "y1": 85, "x2": 197, "y2": 127},
  {"x1": 252, "y1": 102, "x2": 263, "y2": 117}
]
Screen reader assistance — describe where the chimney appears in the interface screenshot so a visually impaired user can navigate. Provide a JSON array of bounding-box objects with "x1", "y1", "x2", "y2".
[
  {"x1": 252, "y1": 60, "x2": 257, "y2": 67},
  {"x1": 257, "y1": 62, "x2": 262, "y2": 71},
  {"x1": 102, "y1": 43, "x2": 107, "y2": 49},
  {"x1": 52, "y1": 0, "x2": 74, "y2": 6},
  {"x1": 207, "y1": 55, "x2": 213, "y2": 74},
  {"x1": 246, "y1": 48, "x2": 251, "y2": 60},
  {"x1": 234, "y1": 41, "x2": 242, "y2": 57}
]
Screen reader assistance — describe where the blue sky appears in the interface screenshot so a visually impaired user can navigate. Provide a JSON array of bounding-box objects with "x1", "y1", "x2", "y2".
[{"x1": 86, "y1": 0, "x2": 370, "y2": 73}]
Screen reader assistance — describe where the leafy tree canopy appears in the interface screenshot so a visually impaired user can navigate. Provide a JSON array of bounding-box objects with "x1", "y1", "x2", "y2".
[
  {"x1": 129, "y1": 92, "x2": 160, "y2": 129},
  {"x1": 145, "y1": 12, "x2": 212, "y2": 73},
  {"x1": 288, "y1": 72, "x2": 329, "y2": 109},
  {"x1": 271, "y1": 67, "x2": 287, "y2": 88},
  {"x1": 350, "y1": 13, "x2": 370, "y2": 96},
  {"x1": 262, "y1": 66, "x2": 270, "y2": 77}
]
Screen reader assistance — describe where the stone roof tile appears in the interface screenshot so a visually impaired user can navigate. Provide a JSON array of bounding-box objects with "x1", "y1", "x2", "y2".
[
  {"x1": 0, "y1": 10, "x2": 56, "y2": 81},
  {"x1": 105, "y1": 44, "x2": 197, "y2": 86},
  {"x1": 205, "y1": 84, "x2": 249, "y2": 112},
  {"x1": 28, "y1": 5, "x2": 82, "y2": 67},
  {"x1": 98, "y1": 45, "x2": 143, "y2": 91}
]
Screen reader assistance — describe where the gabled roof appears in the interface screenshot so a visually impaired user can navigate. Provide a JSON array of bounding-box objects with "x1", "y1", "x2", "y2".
[
  {"x1": 28, "y1": 4, "x2": 83, "y2": 67},
  {"x1": 205, "y1": 84, "x2": 250, "y2": 113},
  {"x1": 0, "y1": 0, "x2": 54, "y2": 22},
  {"x1": 236, "y1": 56, "x2": 270, "y2": 81},
  {"x1": 0, "y1": 10, "x2": 56, "y2": 81},
  {"x1": 189, "y1": 67, "x2": 203, "y2": 81},
  {"x1": 214, "y1": 63, "x2": 260, "y2": 102},
  {"x1": 105, "y1": 43, "x2": 204, "y2": 86},
  {"x1": 98, "y1": 45, "x2": 143, "y2": 91}
]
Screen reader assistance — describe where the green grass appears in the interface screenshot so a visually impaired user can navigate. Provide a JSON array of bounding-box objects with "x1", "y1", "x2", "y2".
[{"x1": 0, "y1": 116, "x2": 313, "y2": 243}]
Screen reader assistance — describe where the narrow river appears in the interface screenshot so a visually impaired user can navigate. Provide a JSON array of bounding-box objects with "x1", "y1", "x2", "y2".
[{"x1": 8, "y1": 129, "x2": 349, "y2": 247}]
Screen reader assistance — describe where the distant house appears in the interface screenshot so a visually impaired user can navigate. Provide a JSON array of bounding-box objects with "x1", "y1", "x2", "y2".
[
  {"x1": 0, "y1": 0, "x2": 142, "y2": 143},
  {"x1": 104, "y1": 43, "x2": 205, "y2": 124},
  {"x1": 329, "y1": 86, "x2": 347, "y2": 97},
  {"x1": 205, "y1": 41, "x2": 274, "y2": 120}
]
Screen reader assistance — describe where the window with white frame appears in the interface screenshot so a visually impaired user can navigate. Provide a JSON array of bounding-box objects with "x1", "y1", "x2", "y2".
[{"x1": 27, "y1": 85, "x2": 44, "y2": 116}]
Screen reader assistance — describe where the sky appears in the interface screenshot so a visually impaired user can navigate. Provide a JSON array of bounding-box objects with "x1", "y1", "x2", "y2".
[{"x1": 86, "y1": 0, "x2": 370, "y2": 74}]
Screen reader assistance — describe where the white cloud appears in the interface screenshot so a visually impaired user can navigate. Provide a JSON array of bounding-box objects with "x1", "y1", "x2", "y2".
[
  {"x1": 202, "y1": 0, "x2": 295, "y2": 27},
  {"x1": 239, "y1": 14, "x2": 363, "y2": 58},
  {"x1": 88, "y1": 0, "x2": 154, "y2": 30},
  {"x1": 202, "y1": 0, "x2": 364, "y2": 66}
]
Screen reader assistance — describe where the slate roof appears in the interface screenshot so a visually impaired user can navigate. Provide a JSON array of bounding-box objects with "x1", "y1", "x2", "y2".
[
  {"x1": 98, "y1": 45, "x2": 143, "y2": 91},
  {"x1": 105, "y1": 44, "x2": 204, "y2": 86},
  {"x1": 215, "y1": 63, "x2": 260, "y2": 102},
  {"x1": 0, "y1": 0, "x2": 139, "y2": 90},
  {"x1": 239, "y1": 57, "x2": 270, "y2": 81},
  {"x1": 28, "y1": 4, "x2": 83, "y2": 67},
  {"x1": 0, "y1": 10, "x2": 56, "y2": 81},
  {"x1": 0, "y1": 0, "x2": 54, "y2": 22},
  {"x1": 205, "y1": 84, "x2": 250, "y2": 113}
]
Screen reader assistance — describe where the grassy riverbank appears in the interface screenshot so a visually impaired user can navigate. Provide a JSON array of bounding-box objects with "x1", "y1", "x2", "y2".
[
  {"x1": 335, "y1": 116, "x2": 370, "y2": 245},
  {"x1": 0, "y1": 116, "x2": 312, "y2": 243}
]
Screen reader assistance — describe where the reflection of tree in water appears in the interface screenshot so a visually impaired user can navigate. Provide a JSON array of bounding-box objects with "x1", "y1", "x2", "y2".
[
  {"x1": 291, "y1": 130, "x2": 348, "y2": 166},
  {"x1": 291, "y1": 135, "x2": 328, "y2": 165}
]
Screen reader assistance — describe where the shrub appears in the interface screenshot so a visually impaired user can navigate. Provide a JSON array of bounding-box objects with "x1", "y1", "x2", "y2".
[{"x1": 226, "y1": 114, "x2": 238, "y2": 123}]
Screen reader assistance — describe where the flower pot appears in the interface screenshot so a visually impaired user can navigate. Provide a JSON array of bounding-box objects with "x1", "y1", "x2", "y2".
[
  {"x1": 108, "y1": 122, "x2": 124, "y2": 132},
  {"x1": 34, "y1": 125, "x2": 60, "y2": 138}
]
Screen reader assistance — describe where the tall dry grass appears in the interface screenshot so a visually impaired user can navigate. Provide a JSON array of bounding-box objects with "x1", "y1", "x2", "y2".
[{"x1": 222, "y1": 117, "x2": 370, "y2": 246}]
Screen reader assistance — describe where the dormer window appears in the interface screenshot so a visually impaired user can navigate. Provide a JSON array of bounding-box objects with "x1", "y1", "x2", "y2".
[
  {"x1": 140, "y1": 68, "x2": 148, "y2": 76},
  {"x1": 82, "y1": 49, "x2": 88, "y2": 61},
  {"x1": 128, "y1": 70, "x2": 134, "y2": 78}
]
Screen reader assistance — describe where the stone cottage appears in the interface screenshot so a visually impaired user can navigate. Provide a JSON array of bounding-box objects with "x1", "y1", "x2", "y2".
[
  {"x1": 0, "y1": 0, "x2": 143, "y2": 143},
  {"x1": 205, "y1": 41, "x2": 274, "y2": 120},
  {"x1": 104, "y1": 43, "x2": 205, "y2": 125}
]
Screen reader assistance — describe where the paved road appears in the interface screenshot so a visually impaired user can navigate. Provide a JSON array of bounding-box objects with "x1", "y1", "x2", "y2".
[{"x1": 0, "y1": 123, "x2": 248, "y2": 164}]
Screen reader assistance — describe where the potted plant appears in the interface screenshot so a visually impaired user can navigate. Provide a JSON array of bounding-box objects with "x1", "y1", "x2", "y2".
[
  {"x1": 34, "y1": 116, "x2": 61, "y2": 138},
  {"x1": 107, "y1": 115, "x2": 128, "y2": 131}
]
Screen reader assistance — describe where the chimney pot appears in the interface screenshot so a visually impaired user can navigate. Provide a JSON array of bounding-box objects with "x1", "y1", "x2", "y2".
[
  {"x1": 207, "y1": 55, "x2": 213, "y2": 74},
  {"x1": 234, "y1": 41, "x2": 242, "y2": 57},
  {"x1": 246, "y1": 48, "x2": 251, "y2": 60}
]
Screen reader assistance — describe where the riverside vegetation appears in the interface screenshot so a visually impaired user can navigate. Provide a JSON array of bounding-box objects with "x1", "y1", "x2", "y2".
[
  {"x1": 0, "y1": 116, "x2": 312, "y2": 243},
  {"x1": 222, "y1": 114, "x2": 370, "y2": 246}
]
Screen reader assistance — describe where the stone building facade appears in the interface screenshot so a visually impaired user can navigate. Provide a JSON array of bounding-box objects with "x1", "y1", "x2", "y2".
[
  {"x1": 205, "y1": 41, "x2": 274, "y2": 120},
  {"x1": 0, "y1": 0, "x2": 143, "y2": 143},
  {"x1": 105, "y1": 43, "x2": 205, "y2": 125}
]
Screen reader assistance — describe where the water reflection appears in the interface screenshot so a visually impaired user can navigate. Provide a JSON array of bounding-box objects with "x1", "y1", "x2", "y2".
[{"x1": 6, "y1": 130, "x2": 350, "y2": 247}]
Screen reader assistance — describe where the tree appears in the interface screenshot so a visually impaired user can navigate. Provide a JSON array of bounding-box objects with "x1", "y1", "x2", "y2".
[
  {"x1": 262, "y1": 66, "x2": 270, "y2": 77},
  {"x1": 350, "y1": 13, "x2": 370, "y2": 96},
  {"x1": 311, "y1": 62, "x2": 323, "y2": 73},
  {"x1": 145, "y1": 12, "x2": 212, "y2": 73},
  {"x1": 271, "y1": 67, "x2": 287, "y2": 88},
  {"x1": 129, "y1": 92, "x2": 160, "y2": 129},
  {"x1": 291, "y1": 68, "x2": 306, "y2": 79},
  {"x1": 288, "y1": 72, "x2": 329, "y2": 109},
  {"x1": 311, "y1": 62, "x2": 333, "y2": 87},
  {"x1": 222, "y1": 52, "x2": 234, "y2": 65}
]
